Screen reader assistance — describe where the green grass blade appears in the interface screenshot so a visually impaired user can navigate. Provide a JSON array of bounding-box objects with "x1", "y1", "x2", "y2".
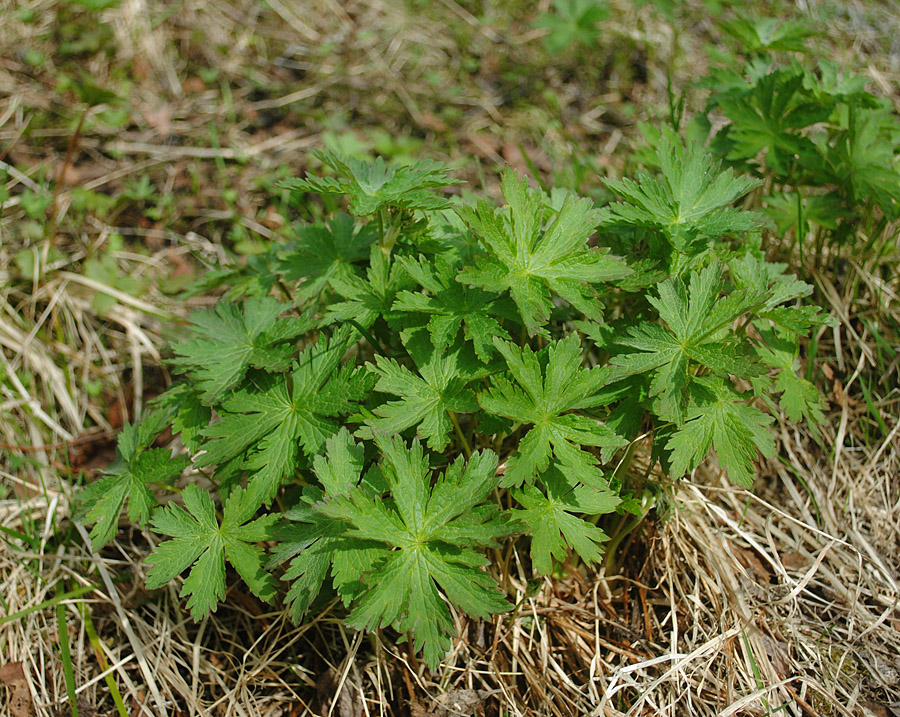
[
  {"x1": 79, "y1": 601, "x2": 128, "y2": 717},
  {"x1": 0, "y1": 583, "x2": 97, "y2": 627},
  {"x1": 57, "y1": 603, "x2": 78, "y2": 717}
]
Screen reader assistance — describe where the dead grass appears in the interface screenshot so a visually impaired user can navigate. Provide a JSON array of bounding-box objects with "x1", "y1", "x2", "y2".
[{"x1": 1, "y1": 0, "x2": 900, "y2": 715}]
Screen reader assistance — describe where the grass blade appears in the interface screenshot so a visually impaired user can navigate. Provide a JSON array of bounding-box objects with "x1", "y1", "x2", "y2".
[{"x1": 57, "y1": 602, "x2": 78, "y2": 717}]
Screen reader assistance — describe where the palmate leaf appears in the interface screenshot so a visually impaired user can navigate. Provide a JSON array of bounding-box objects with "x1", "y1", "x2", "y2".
[
  {"x1": 728, "y1": 253, "x2": 810, "y2": 310},
  {"x1": 276, "y1": 430, "x2": 385, "y2": 618},
  {"x1": 458, "y1": 169, "x2": 629, "y2": 337},
  {"x1": 762, "y1": 191, "x2": 848, "y2": 237},
  {"x1": 281, "y1": 150, "x2": 459, "y2": 216},
  {"x1": 393, "y1": 253, "x2": 511, "y2": 362},
  {"x1": 714, "y1": 67, "x2": 832, "y2": 177},
  {"x1": 601, "y1": 131, "x2": 762, "y2": 256},
  {"x1": 322, "y1": 245, "x2": 414, "y2": 329},
  {"x1": 479, "y1": 334, "x2": 626, "y2": 488},
  {"x1": 359, "y1": 329, "x2": 481, "y2": 451},
  {"x1": 752, "y1": 324, "x2": 826, "y2": 435},
  {"x1": 182, "y1": 249, "x2": 283, "y2": 300},
  {"x1": 828, "y1": 105, "x2": 900, "y2": 216},
  {"x1": 317, "y1": 435, "x2": 515, "y2": 668},
  {"x1": 196, "y1": 327, "x2": 372, "y2": 503},
  {"x1": 81, "y1": 411, "x2": 189, "y2": 548},
  {"x1": 611, "y1": 264, "x2": 765, "y2": 423},
  {"x1": 152, "y1": 383, "x2": 211, "y2": 453},
  {"x1": 513, "y1": 463, "x2": 619, "y2": 575},
  {"x1": 666, "y1": 376, "x2": 776, "y2": 488},
  {"x1": 276, "y1": 213, "x2": 376, "y2": 301},
  {"x1": 720, "y1": 16, "x2": 817, "y2": 54},
  {"x1": 146, "y1": 483, "x2": 279, "y2": 620},
  {"x1": 728, "y1": 253, "x2": 835, "y2": 334},
  {"x1": 534, "y1": 0, "x2": 609, "y2": 54},
  {"x1": 168, "y1": 296, "x2": 313, "y2": 406},
  {"x1": 802, "y1": 60, "x2": 872, "y2": 104}
]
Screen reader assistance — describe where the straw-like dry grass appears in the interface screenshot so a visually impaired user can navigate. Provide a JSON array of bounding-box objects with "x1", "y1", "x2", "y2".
[{"x1": 1, "y1": 0, "x2": 899, "y2": 714}]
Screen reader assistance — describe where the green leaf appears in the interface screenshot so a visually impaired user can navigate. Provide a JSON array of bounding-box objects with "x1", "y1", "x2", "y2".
[
  {"x1": 197, "y1": 327, "x2": 372, "y2": 502},
  {"x1": 281, "y1": 151, "x2": 459, "y2": 216},
  {"x1": 80, "y1": 413, "x2": 188, "y2": 549},
  {"x1": 276, "y1": 213, "x2": 376, "y2": 301},
  {"x1": 513, "y1": 463, "x2": 619, "y2": 574},
  {"x1": 146, "y1": 483, "x2": 279, "y2": 620},
  {"x1": 728, "y1": 253, "x2": 810, "y2": 308},
  {"x1": 601, "y1": 130, "x2": 762, "y2": 256},
  {"x1": 168, "y1": 296, "x2": 313, "y2": 405},
  {"x1": 71, "y1": 74, "x2": 120, "y2": 106},
  {"x1": 762, "y1": 191, "x2": 848, "y2": 237},
  {"x1": 802, "y1": 60, "x2": 872, "y2": 103},
  {"x1": 728, "y1": 253, "x2": 836, "y2": 332},
  {"x1": 721, "y1": 16, "x2": 817, "y2": 53},
  {"x1": 279, "y1": 430, "x2": 386, "y2": 618},
  {"x1": 753, "y1": 325, "x2": 826, "y2": 432},
  {"x1": 666, "y1": 377, "x2": 776, "y2": 488},
  {"x1": 611, "y1": 264, "x2": 764, "y2": 423},
  {"x1": 67, "y1": 0, "x2": 122, "y2": 9},
  {"x1": 828, "y1": 105, "x2": 900, "y2": 216},
  {"x1": 714, "y1": 67, "x2": 831, "y2": 177},
  {"x1": 360, "y1": 329, "x2": 480, "y2": 451},
  {"x1": 322, "y1": 245, "x2": 414, "y2": 329},
  {"x1": 317, "y1": 436, "x2": 514, "y2": 668},
  {"x1": 83, "y1": 252, "x2": 145, "y2": 315},
  {"x1": 479, "y1": 334, "x2": 626, "y2": 487},
  {"x1": 152, "y1": 384, "x2": 211, "y2": 453},
  {"x1": 179, "y1": 249, "x2": 283, "y2": 301},
  {"x1": 534, "y1": 0, "x2": 609, "y2": 54},
  {"x1": 393, "y1": 254, "x2": 511, "y2": 361},
  {"x1": 458, "y1": 169, "x2": 628, "y2": 336}
]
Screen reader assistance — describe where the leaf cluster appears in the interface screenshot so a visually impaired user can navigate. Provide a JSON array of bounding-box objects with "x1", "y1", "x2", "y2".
[
  {"x1": 533, "y1": 0, "x2": 609, "y2": 55},
  {"x1": 81, "y1": 137, "x2": 832, "y2": 668},
  {"x1": 698, "y1": 20, "x2": 900, "y2": 264}
]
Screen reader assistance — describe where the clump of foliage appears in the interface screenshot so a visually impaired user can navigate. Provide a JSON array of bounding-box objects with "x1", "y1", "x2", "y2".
[
  {"x1": 534, "y1": 0, "x2": 609, "y2": 55},
  {"x1": 79, "y1": 137, "x2": 833, "y2": 668},
  {"x1": 702, "y1": 16, "x2": 900, "y2": 268}
]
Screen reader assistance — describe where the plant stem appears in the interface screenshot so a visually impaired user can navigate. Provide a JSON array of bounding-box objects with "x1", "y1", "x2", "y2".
[
  {"x1": 450, "y1": 412, "x2": 472, "y2": 458},
  {"x1": 343, "y1": 318, "x2": 390, "y2": 357},
  {"x1": 47, "y1": 105, "x2": 90, "y2": 242},
  {"x1": 603, "y1": 509, "x2": 648, "y2": 575}
]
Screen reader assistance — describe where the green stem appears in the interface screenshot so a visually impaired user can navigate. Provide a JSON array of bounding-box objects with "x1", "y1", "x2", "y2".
[
  {"x1": 450, "y1": 412, "x2": 472, "y2": 458},
  {"x1": 602, "y1": 510, "x2": 648, "y2": 575},
  {"x1": 611, "y1": 441, "x2": 637, "y2": 486},
  {"x1": 47, "y1": 105, "x2": 90, "y2": 241},
  {"x1": 342, "y1": 319, "x2": 390, "y2": 357},
  {"x1": 277, "y1": 280, "x2": 294, "y2": 302}
]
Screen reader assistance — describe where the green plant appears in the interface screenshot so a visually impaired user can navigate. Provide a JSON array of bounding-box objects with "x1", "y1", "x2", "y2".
[
  {"x1": 720, "y1": 15, "x2": 818, "y2": 55},
  {"x1": 701, "y1": 16, "x2": 900, "y2": 268},
  {"x1": 79, "y1": 142, "x2": 831, "y2": 668},
  {"x1": 534, "y1": 0, "x2": 609, "y2": 55}
]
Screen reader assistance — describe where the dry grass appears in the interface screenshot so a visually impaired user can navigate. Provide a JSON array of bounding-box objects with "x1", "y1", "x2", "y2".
[{"x1": 1, "y1": 0, "x2": 900, "y2": 715}]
